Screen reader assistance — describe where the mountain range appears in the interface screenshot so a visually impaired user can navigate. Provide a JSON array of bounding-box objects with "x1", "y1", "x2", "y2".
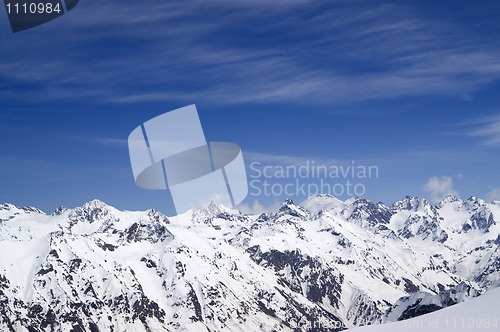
[{"x1": 0, "y1": 194, "x2": 499, "y2": 331}]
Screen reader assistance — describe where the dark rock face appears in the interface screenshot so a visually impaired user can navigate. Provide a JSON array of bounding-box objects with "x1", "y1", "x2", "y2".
[
  {"x1": 245, "y1": 246, "x2": 346, "y2": 331},
  {"x1": 125, "y1": 221, "x2": 172, "y2": 243},
  {"x1": 384, "y1": 282, "x2": 480, "y2": 322},
  {"x1": 248, "y1": 247, "x2": 343, "y2": 310},
  {"x1": 398, "y1": 301, "x2": 442, "y2": 321},
  {"x1": 347, "y1": 198, "x2": 392, "y2": 226}
]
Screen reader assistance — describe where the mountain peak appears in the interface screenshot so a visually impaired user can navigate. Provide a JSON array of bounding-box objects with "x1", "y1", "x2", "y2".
[
  {"x1": 278, "y1": 199, "x2": 308, "y2": 218},
  {"x1": 67, "y1": 199, "x2": 117, "y2": 225},
  {"x1": 190, "y1": 201, "x2": 233, "y2": 223},
  {"x1": 436, "y1": 194, "x2": 462, "y2": 207},
  {"x1": 343, "y1": 196, "x2": 392, "y2": 226},
  {"x1": 392, "y1": 196, "x2": 430, "y2": 211},
  {"x1": 308, "y1": 194, "x2": 337, "y2": 200},
  {"x1": 435, "y1": 194, "x2": 463, "y2": 209},
  {"x1": 52, "y1": 205, "x2": 67, "y2": 216},
  {"x1": 301, "y1": 194, "x2": 344, "y2": 214},
  {"x1": 82, "y1": 199, "x2": 111, "y2": 210},
  {"x1": 0, "y1": 203, "x2": 45, "y2": 214},
  {"x1": 344, "y1": 196, "x2": 368, "y2": 205},
  {"x1": 0, "y1": 203, "x2": 18, "y2": 211},
  {"x1": 466, "y1": 195, "x2": 486, "y2": 205}
]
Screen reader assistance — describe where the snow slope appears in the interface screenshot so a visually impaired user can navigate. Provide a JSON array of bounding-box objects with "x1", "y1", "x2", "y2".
[{"x1": 348, "y1": 287, "x2": 500, "y2": 332}]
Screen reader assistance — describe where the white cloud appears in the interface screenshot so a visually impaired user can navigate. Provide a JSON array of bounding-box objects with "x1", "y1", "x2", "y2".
[
  {"x1": 487, "y1": 188, "x2": 500, "y2": 201},
  {"x1": 423, "y1": 176, "x2": 458, "y2": 203}
]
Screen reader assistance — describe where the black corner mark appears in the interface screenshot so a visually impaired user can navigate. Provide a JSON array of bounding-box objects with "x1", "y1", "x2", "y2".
[
  {"x1": 4, "y1": 0, "x2": 65, "y2": 33},
  {"x1": 64, "y1": 0, "x2": 78, "y2": 11},
  {"x1": 4, "y1": 0, "x2": 79, "y2": 33}
]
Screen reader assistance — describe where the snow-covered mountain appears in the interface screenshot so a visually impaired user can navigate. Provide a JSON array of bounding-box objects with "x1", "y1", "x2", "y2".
[
  {"x1": 348, "y1": 286, "x2": 500, "y2": 332},
  {"x1": 0, "y1": 195, "x2": 498, "y2": 331}
]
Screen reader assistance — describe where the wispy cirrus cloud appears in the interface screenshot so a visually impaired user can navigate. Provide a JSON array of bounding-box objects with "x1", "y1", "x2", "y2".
[
  {"x1": 72, "y1": 136, "x2": 128, "y2": 149},
  {"x1": 1, "y1": 1, "x2": 500, "y2": 105},
  {"x1": 466, "y1": 115, "x2": 500, "y2": 147}
]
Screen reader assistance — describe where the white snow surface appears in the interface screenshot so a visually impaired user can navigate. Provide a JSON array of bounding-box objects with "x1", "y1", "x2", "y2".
[{"x1": 348, "y1": 287, "x2": 500, "y2": 332}]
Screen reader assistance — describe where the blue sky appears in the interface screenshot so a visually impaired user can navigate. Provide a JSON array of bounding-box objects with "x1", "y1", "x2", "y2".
[{"x1": 1, "y1": 0, "x2": 500, "y2": 215}]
